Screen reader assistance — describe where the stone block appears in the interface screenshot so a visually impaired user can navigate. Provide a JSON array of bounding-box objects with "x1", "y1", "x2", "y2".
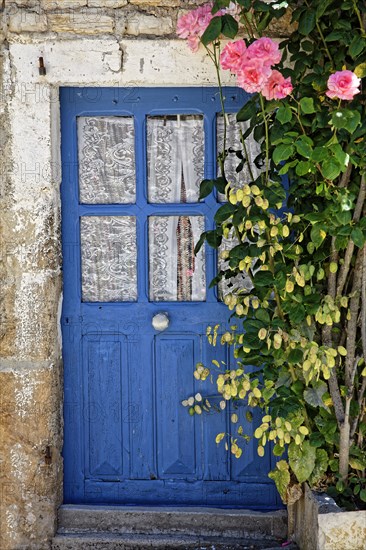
[
  {"x1": 88, "y1": 0, "x2": 128, "y2": 7},
  {"x1": 48, "y1": 11, "x2": 114, "y2": 34},
  {"x1": 289, "y1": 484, "x2": 366, "y2": 550},
  {"x1": 8, "y1": 11, "x2": 48, "y2": 33},
  {"x1": 125, "y1": 12, "x2": 173, "y2": 36},
  {"x1": 129, "y1": 0, "x2": 182, "y2": 6},
  {"x1": 13, "y1": 1, "x2": 39, "y2": 7},
  {"x1": 41, "y1": 0, "x2": 87, "y2": 9}
]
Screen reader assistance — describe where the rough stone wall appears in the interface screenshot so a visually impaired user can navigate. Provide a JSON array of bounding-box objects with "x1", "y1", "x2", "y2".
[
  {"x1": 3, "y1": 0, "x2": 208, "y2": 38},
  {"x1": 0, "y1": 2, "x2": 293, "y2": 549}
]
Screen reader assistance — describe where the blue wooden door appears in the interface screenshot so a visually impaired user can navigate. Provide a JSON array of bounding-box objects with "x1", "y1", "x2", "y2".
[{"x1": 61, "y1": 87, "x2": 279, "y2": 509}]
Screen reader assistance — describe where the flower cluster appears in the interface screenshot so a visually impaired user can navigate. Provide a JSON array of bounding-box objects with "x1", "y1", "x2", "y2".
[
  {"x1": 177, "y1": 2, "x2": 240, "y2": 53},
  {"x1": 221, "y1": 37, "x2": 292, "y2": 100},
  {"x1": 176, "y1": 2, "x2": 215, "y2": 52}
]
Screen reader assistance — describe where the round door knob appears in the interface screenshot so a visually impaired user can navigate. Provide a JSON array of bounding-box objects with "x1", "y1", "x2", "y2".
[{"x1": 152, "y1": 312, "x2": 169, "y2": 331}]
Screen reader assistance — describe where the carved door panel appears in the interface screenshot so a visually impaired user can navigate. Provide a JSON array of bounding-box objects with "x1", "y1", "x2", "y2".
[{"x1": 61, "y1": 87, "x2": 278, "y2": 508}]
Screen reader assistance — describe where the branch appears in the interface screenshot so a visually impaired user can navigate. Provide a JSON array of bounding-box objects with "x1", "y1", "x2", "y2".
[
  {"x1": 328, "y1": 237, "x2": 338, "y2": 298},
  {"x1": 323, "y1": 323, "x2": 345, "y2": 427},
  {"x1": 345, "y1": 247, "x2": 363, "y2": 387},
  {"x1": 362, "y1": 244, "x2": 366, "y2": 367},
  {"x1": 339, "y1": 162, "x2": 352, "y2": 189},
  {"x1": 351, "y1": 376, "x2": 366, "y2": 438},
  {"x1": 323, "y1": 234, "x2": 344, "y2": 425},
  {"x1": 336, "y1": 174, "x2": 366, "y2": 296},
  {"x1": 327, "y1": 366, "x2": 345, "y2": 428}
]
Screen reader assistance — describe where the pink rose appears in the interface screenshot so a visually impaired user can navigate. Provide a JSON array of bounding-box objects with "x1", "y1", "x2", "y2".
[
  {"x1": 177, "y1": 2, "x2": 215, "y2": 52},
  {"x1": 237, "y1": 59, "x2": 272, "y2": 94},
  {"x1": 247, "y1": 37, "x2": 282, "y2": 67},
  {"x1": 262, "y1": 70, "x2": 293, "y2": 100},
  {"x1": 220, "y1": 40, "x2": 248, "y2": 72},
  {"x1": 326, "y1": 70, "x2": 361, "y2": 100}
]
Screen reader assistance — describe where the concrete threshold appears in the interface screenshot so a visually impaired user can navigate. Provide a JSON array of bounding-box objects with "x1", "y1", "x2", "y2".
[
  {"x1": 52, "y1": 505, "x2": 296, "y2": 549},
  {"x1": 52, "y1": 531, "x2": 298, "y2": 550}
]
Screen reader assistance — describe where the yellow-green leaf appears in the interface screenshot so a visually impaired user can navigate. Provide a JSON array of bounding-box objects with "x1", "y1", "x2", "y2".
[{"x1": 354, "y1": 62, "x2": 366, "y2": 78}]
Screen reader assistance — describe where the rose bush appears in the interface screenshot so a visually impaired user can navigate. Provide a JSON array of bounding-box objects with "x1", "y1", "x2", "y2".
[{"x1": 178, "y1": 0, "x2": 366, "y2": 509}]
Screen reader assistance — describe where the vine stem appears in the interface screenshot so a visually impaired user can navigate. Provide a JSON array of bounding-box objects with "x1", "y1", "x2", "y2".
[
  {"x1": 239, "y1": 129, "x2": 255, "y2": 182},
  {"x1": 304, "y1": 0, "x2": 334, "y2": 67},
  {"x1": 209, "y1": 42, "x2": 228, "y2": 182},
  {"x1": 352, "y1": 0, "x2": 366, "y2": 35},
  {"x1": 259, "y1": 93, "x2": 270, "y2": 186}
]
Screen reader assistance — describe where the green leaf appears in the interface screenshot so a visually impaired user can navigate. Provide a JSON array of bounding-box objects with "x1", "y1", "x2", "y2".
[
  {"x1": 199, "y1": 179, "x2": 214, "y2": 200},
  {"x1": 311, "y1": 147, "x2": 328, "y2": 162},
  {"x1": 304, "y1": 380, "x2": 329, "y2": 410},
  {"x1": 212, "y1": 0, "x2": 230, "y2": 13},
  {"x1": 295, "y1": 137, "x2": 313, "y2": 159},
  {"x1": 221, "y1": 14, "x2": 239, "y2": 39},
  {"x1": 288, "y1": 441, "x2": 316, "y2": 483},
  {"x1": 273, "y1": 144, "x2": 295, "y2": 164},
  {"x1": 308, "y1": 449, "x2": 328, "y2": 486},
  {"x1": 331, "y1": 109, "x2": 361, "y2": 134},
  {"x1": 253, "y1": 271, "x2": 275, "y2": 287},
  {"x1": 330, "y1": 144, "x2": 349, "y2": 167},
  {"x1": 300, "y1": 97, "x2": 316, "y2": 114},
  {"x1": 360, "y1": 489, "x2": 366, "y2": 502},
  {"x1": 214, "y1": 203, "x2": 235, "y2": 223},
  {"x1": 213, "y1": 177, "x2": 227, "y2": 194},
  {"x1": 316, "y1": 0, "x2": 334, "y2": 19},
  {"x1": 194, "y1": 232, "x2": 206, "y2": 255},
  {"x1": 276, "y1": 103, "x2": 292, "y2": 124},
  {"x1": 255, "y1": 308, "x2": 271, "y2": 324},
  {"x1": 298, "y1": 9, "x2": 316, "y2": 35},
  {"x1": 349, "y1": 35, "x2": 366, "y2": 58},
  {"x1": 273, "y1": 443, "x2": 286, "y2": 456},
  {"x1": 309, "y1": 432, "x2": 325, "y2": 448},
  {"x1": 325, "y1": 31, "x2": 346, "y2": 42},
  {"x1": 205, "y1": 230, "x2": 222, "y2": 249},
  {"x1": 201, "y1": 16, "x2": 222, "y2": 46},
  {"x1": 321, "y1": 159, "x2": 341, "y2": 180},
  {"x1": 349, "y1": 457, "x2": 366, "y2": 471},
  {"x1": 314, "y1": 415, "x2": 337, "y2": 444},
  {"x1": 295, "y1": 161, "x2": 312, "y2": 176},
  {"x1": 268, "y1": 461, "x2": 290, "y2": 503},
  {"x1": 242, "y1": 332, "x2": 262, "y2": 350},
  {"x1": 288, "y1": 348, "x2": 304, "y2": 364},
  {"x1": 310, "y1": 225, "x2": 326, "y2": 248},
  {"x1": 351, "y1": 227, "x2": 366, "y2": 248},
  {"x1": 236, "y1": 101, "x2": 256, "y2": 122}
]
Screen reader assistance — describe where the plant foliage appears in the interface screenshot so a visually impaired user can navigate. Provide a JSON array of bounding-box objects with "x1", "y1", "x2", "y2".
[{"x1": 178, "y1": 0, "x2": 366, "y2": 508}]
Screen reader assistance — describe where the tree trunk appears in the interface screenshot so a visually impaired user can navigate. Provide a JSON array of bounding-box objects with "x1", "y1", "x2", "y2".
[{"x1": 339, "y1": 398, "x2": 351, "y2": 482}]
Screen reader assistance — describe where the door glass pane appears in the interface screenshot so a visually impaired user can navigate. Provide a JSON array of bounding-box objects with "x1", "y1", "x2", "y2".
[
  {"x1": 216, "y1": 113, "x2": 261, "y2": 201},
  {"x1": 81, "y1": 216, "x2": 137, "y2": 302},
  {"x1": 147, "y1": 115, "x2": 204, "y2": 203},
  {"x1": 78, "y1": 116, "x2": 136, "y2": 204},
  {"x1": 149, "y1": 215, "x2": 206, "y2": 302}
]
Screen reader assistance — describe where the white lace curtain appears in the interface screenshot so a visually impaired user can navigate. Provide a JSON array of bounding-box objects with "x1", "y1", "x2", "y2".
[
  {"x1": 78, "y1": 114, "x2": 257, "y2": 303},
  {"x1": 147, "y1": 116, "x2": 206, "y2": 301}
]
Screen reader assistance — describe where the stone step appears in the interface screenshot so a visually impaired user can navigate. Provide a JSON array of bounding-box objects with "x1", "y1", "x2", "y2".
[
  {"x1": 52, "y1": 531, "x2": 297, "y2": 550},
  {"x1": 56, "y1": 505, "x2": 288, "y2": 540}
]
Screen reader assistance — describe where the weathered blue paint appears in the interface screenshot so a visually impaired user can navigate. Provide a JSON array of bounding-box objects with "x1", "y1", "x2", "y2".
[{"x1": 61, "y1": 87, "x2": 280, "y2": 509}]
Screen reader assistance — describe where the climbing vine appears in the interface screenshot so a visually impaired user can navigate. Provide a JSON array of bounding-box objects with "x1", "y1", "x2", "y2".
[{"x1": 178, "y1": 0, "x2": 366, "y2": 508}]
